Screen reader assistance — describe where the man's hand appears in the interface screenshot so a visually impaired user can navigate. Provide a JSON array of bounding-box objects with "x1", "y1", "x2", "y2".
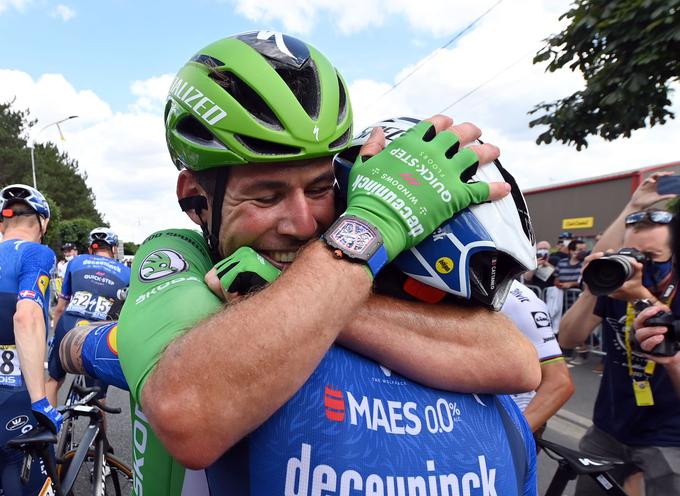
[
  {"x1": 608, "y1": 256, "x2": 654, "y2": 302},
  {"x1": 343, "y1": 115, "x2": 509, "y2": 261},
  {"x1": 556, "y1": 279, "x2": 579, "y2": 289},
  {"x1": 634, "y1": 305, "x2": 680, "y2": 365},
  {"x1": 579, "y1": 250, "x2": 651, "y2": 301},
  {"x1": 205, "y1": 247, "x2": 281, "y2": 302},
  {"x1": 31, "y1": 397, "x2": 63, "y2": 434},
  {"x1": 537, "y1": 258, "x2": 553, "y2": 268},
  {"x1": 629, "y1": 172, "x2": 676, "y2": 211}
]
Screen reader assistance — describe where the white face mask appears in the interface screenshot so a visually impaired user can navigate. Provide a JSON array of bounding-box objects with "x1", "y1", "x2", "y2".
[{"x1": 65, "y1": 255, "x2": 74, "y2": 262}]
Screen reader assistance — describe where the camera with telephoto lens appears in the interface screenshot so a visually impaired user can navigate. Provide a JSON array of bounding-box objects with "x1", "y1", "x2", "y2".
[
  {"x1": 632, "y1": 300, "x2": 680, "y2": 357},
  {"x1": 582, "y1": 247, "x2": 648, "y2": 296}
]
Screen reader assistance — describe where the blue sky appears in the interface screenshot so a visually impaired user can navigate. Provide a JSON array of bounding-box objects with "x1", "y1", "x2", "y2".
[{"x1": 1, "y1": 0, "x2": 678, "y2": 242}]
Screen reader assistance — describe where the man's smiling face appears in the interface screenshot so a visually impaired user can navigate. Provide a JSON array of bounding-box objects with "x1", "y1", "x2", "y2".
[{"x1": 217, "y1": 157, "x2": 337, "y2": 269}]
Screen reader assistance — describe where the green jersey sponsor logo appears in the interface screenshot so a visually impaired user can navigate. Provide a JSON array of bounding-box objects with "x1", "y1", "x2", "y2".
[{"x1": 139, "y1": 249, "x2": 188, "y2": 282}]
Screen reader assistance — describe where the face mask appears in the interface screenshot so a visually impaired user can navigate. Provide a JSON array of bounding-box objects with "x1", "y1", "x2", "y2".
[
  {"x1": 65, "y1": 255, "x2": 74, "y2": 262},
  {"x1": 642, "y1": 259, "x2": 673, "y2": 290}
]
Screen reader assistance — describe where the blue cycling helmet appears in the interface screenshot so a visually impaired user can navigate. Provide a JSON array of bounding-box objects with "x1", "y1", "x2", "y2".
[
  {"x1": 89, "y1": 227, "x2": 118, "y2": 248},
  {"x1": 0, "y1": 184, "x2": 50, "y2": 219},
  {"x1": 334, "y1": 117, "x2": 537, "y2": 310}
]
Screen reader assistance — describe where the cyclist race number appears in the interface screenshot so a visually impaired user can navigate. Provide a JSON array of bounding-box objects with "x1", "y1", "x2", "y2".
[
  {"x1": 0, "y1": 345, "x2": 22, "y2": 388},
  {"x1": 67, "y1": 290, "x2": 113, "y2": 320}
]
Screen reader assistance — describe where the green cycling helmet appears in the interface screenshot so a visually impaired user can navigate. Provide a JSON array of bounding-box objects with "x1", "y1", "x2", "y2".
[{"x1": 165, "y1": 31, "x2": 353, "y2": 170}]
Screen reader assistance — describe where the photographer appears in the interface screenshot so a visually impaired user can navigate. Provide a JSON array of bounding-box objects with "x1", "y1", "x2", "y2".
[
  {"x1": 559, "y1": 208, "x2": 680, "y2": 495},
  {"x1": 634, "y1": 211, "x2": 680, "y2": 395}
]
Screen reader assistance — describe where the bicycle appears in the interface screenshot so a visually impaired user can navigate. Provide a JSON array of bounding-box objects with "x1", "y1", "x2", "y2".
[
  {"x1": 7, "y1": 382, "x2": 133, "y2": 495},
  {"x1": 538, "y1": 437, "x2": 627, "y2": 495},
  {"x1": 54, "y1": 374, "x2": 87, "y2": 463}
]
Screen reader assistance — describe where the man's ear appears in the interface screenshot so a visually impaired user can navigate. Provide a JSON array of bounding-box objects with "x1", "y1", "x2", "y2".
[
  {"x1": 40, "y1": 217, "x2": 49, "y2": 234},
  {"x1": 177, "y1": 170, "x2": 209, "y2": 227}
]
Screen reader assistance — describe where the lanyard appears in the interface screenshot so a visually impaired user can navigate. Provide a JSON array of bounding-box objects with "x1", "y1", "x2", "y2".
[{"x1": 625, "y1": 303, "x2": 656, "y2": 378}]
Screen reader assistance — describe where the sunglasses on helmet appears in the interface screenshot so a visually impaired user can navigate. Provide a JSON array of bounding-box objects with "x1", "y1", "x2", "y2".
[{"x1": 625, "y1": 210, "x2": 673, "y2": 226}]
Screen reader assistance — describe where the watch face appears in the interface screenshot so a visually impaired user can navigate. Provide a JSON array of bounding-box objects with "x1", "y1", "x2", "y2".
[
  {"x1": 328, "y1": 217, "x2": 381, "y2": 260},
  {"x1": 334, "y1": 221, "x2": 373, "y2": 253}
]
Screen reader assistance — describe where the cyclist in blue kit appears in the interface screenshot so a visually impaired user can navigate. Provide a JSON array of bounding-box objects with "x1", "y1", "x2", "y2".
[
  {"x1": 0, "y1": 184, "x2": 62, "y2": 495},
  {"x1": 46, "y1": 227, "x2": 130, "y2": 405}
]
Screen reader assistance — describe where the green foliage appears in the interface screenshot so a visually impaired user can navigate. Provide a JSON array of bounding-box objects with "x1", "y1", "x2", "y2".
[
  {"x1": 123, "y1": 241, "x2": 139, "y2": 255},
  {"x1": 0, "y1": 100, "x2": 33, "y2": 185},
  {"x1": 43, "y1": 196, "x2": 62, "y2": 248},
  {"x1": 530, "y1": 0, "x2": 680, "y2": 149},
  {"x1": 667, "y1": 196, "x2": 680, "y2": 215},
  {"x1": 0, "y1": 100, "x2": 106, "y2": 251},
  {"x1": 59, "y1": 218, "x2": 100, "y2": 253}
]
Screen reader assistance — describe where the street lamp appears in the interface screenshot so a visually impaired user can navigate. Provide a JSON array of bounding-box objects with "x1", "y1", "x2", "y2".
[{"x1": 28, "y1": 115, "x2": 79, "y2": 188}]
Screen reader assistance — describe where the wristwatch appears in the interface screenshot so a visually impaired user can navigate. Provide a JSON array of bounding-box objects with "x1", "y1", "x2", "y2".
[
  {"x1": 323, "y1": 215, "x2": 388, "y2": 276},
  {"x1": 632, "y1": 298, "x2": 657, "y2": 313}
]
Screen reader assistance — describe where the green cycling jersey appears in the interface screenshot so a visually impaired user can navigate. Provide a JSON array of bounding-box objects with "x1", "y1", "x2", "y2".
[{"x1": 118, "y1": 229, "x2": 221, "y2": 495}]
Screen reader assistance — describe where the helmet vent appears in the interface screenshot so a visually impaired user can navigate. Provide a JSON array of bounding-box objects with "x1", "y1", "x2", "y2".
[
  {"x1": 273, "y1": 58, "x2": 320, "y2": 120},
  {"x1": 209, "y1": 70, "x2": 284, "y2": 130},
  {"x1": 328, "y1": 127, "x2": 351, "y2": 150},
  {"x1": 235, "y1": 134, "x2": 301, "y2": 156},
  {"x1": 177, "y1": 115, "x2": 226, "y2": 148},
  {"x1": 190, "y1": 54, "x2": 225, "y2": 69},
  {"x1": 337, "y1": 73, "x2": 347, "y2": 124}
]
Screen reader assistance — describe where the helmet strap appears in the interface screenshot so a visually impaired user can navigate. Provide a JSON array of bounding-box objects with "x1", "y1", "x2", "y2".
[
  {"x1": 3, "y1": 209, "x2": 46, "y2": 242},
  {"x1": 37, "y1": 213, "x2": 45, "y2": 243},
  {"x1": 177, "y1": 169, "x2": 228, "y2": 264},
  {"x1": 206, "y1": 169, "x2": 229, "y2": 263},
  {"x1": 178, "y1": 195, "x2": 214, "y2": 259}
]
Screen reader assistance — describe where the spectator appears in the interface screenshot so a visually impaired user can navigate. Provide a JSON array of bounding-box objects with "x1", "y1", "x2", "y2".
[
  {"x1": 554, "y1": 239, "x2": 587, "y2": 289},
  {"x1": 524, "y1": 240, "x2": 556, "y2": 289},
  {"x1": 56, "y1": 242, "x2": 77, "y2": 279},
  {"x1": 549, "y1": 231, "x2": 572, "y2": 266}
]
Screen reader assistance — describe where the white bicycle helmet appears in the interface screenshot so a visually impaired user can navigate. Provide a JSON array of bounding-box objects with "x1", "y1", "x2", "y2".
[
  {"x1": 0, "y1": 184, "x2": 50, "y2": 219},
  {"x1": 89, "y1": 227, "x2": 118, "y2": 248},
  {"x1": 334, "y1": 117, "x2": 536, "y2": 310}
]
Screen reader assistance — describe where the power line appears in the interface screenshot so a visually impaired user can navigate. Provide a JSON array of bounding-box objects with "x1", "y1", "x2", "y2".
[
  {"x1": 438, "y1": 48, "x2": 536, "y2": 114},
  {"x1": 368, "y1": 0, "x2": 505, "y2": 108}
]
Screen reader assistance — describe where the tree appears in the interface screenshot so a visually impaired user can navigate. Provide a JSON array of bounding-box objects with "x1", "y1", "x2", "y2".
[
  {"x1": 0, "y1": 100, "x2": 106, "y2": 251},
  {"x1": 43, "y1": 196, "x2": 62, "y2": 249},
  {"x1": 123, "y1": 241, "x2": 139, "y2": 256},
  {"x1": 530, "y1": 0, "x2": 680, "y2": 149},
  {"x1": 59, "y1": 218, "x2": 100, "y2": 253}
]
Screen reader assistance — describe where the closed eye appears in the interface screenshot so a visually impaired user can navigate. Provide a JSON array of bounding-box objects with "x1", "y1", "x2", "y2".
[
  {"x1": 306, "y1": 184, "x2": 334, "y2": 198},
  {"x1": 252, "y1": 193, "x2": 282, "y2": 206}
]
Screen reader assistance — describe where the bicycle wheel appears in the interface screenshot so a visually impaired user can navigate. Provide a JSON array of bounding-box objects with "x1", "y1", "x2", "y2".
[
  {"x1": 58, "y1": 448, "x2": 133, "y2": 496},
  {"x1": 56, "y1": 376, "x2": 86, "y2": 459}
]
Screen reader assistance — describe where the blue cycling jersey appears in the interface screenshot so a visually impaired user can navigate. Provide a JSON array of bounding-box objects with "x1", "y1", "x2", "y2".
[
  {"x1": 0, "y1": 238, "x2": 55, "y2": 495},
  {"x1": 49, "y1": 254, "x2": 130, "y2": 382},
  {"x1": 59, "y1": 254, "x2": 130, "y2": 324},
  {"x1": 81, "y1": 321, "x2": 128, "y2": 391},
  {"x1": 198, "y1": 344, "x2": 537, "y2": 495},
  {"x1": 0, "y1": 239, "x2": 54, "y2": 347}
]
